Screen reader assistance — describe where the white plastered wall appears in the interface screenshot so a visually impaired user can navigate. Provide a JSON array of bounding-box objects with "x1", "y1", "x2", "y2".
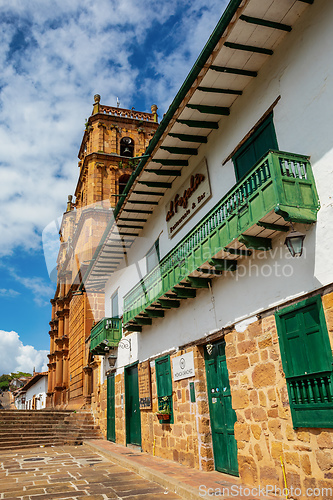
[{"x1": 104, "y1": 0, "x2": 333, "y2": 364}]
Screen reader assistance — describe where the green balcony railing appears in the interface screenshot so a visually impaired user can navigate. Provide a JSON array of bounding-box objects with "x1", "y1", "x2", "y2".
[
  {"x1": 90, "y1": 317, "x2": 122, "y2": 355},
  {"x1": 123, "y1": 150, "x2": 320, "y2": 326}
]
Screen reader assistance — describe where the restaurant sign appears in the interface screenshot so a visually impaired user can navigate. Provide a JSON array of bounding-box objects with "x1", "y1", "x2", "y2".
[
  {"x1": 172, "y1": 352, "x2": 195, "y2": 382},
  {"x1": 165, "y1": 158, "x2": 211, "y2": 238}
]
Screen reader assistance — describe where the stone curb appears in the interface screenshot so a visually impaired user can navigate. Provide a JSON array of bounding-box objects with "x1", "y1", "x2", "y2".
[{"x1": 83, "y1": 440, "x2": 203, "y2": 500}]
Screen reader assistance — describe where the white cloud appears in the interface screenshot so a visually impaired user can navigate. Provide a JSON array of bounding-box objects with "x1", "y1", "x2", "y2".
[
  {"x1": 0, "y1": 330, "x2": 48, "y2": 374},
  {"x1": 0, "y1": 0, "x2": 225, "y2": 258},
  {"x1": 0, "y1": 288, "x2": 20, "y2": 298}
]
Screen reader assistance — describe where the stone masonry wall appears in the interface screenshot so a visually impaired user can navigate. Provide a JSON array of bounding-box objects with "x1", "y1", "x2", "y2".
[
  {"x1": 140, "y1": 346, "x2": 213, "y2": 471},
  {"x1": 225, "y1": 291, "x2": 333, "y2": 499}
]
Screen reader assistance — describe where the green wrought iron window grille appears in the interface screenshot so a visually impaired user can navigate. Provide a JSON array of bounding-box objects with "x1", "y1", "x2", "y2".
[{"x1": 275, "y1": 295, "x2": 333, "y2": 428}]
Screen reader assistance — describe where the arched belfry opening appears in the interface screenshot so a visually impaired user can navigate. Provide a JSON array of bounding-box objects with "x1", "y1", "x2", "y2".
[{"x1": 120, "y1": 137, "x2": 134, "y2": 157}]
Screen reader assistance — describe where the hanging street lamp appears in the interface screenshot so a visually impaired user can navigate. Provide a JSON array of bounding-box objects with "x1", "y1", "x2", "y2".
[{"x1": 284, "y1": 223, "x2": 306, "y2": 257}]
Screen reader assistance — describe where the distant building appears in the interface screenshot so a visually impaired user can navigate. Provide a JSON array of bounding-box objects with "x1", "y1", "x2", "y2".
[
  {"x1": 14, "y1": 372, "x2": 48, "y2": 410},
  {"x1": 9, "y1": 376, "x2": 30, "y2": 391}
]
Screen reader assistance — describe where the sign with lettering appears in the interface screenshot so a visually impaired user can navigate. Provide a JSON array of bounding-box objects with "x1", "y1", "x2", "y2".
[
  {"x1": 138, "y1": 360, "x2": 152, "y2": 409},
  {"x1": 172, "y1": 351, "x2": 195, "y2": 382},
  {"x1": 165, "y1": 158, "x2": 211, "y2": 238}
]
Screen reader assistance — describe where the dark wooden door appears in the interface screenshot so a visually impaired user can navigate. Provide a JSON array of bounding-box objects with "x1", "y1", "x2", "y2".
[
  {"x1": 205, "y1": 341, "x2": 238, "y2": 476},
  {"x1": 125, "y1": 364, "x2": 141, "y2": 446},
  {"x1": 107, "y1": 373, "x2": 115, "y2": 442}
]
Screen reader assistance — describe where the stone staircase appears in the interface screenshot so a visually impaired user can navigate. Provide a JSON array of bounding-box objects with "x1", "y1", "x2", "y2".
[{"x1": 0, "y1": 409, "x2": 102, "y2": 450}]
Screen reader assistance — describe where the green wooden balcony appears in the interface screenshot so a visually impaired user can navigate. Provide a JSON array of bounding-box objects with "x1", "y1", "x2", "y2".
[
  {"x1": 90, "y1": 317, "x2": 122, "y2": 355},
  {"x1": 123, "y1": 150, "x2": 320, "y2": 329}
]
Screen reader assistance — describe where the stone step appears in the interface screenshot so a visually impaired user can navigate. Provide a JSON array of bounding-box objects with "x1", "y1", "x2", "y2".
[
  {"x1": 0, "y1": 434, "x2": 100, "y2": 445},
  {"x1": 0, "y1": 409, "x2": 101, "y2": 449},
  {"x1": 0, "y1": 431, "x2": 101, "y2": 439}
]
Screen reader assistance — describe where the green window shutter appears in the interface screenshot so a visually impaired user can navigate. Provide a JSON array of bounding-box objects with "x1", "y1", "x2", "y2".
[
  {"x1": 275, "y1": 295, "x2": 333, "y2": 428},
  {"x1": 156, "y1": 355, "x2": 172, "y2": 397},
  {"x1": 233, "y1": 113, "x2": 278, "y2": 181},
  {"x1": 155, "y1": 355, "x2": 173, "y2": 423}
]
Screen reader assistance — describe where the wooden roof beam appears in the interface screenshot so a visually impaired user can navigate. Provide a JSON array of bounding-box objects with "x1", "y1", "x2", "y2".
[
  {"x1": 145, "y1": 169, "x2": 182, "y2": 176},
  {"x1": 239, "y1": 15, "x2": 292, "y2": 32},
  {"x1": 210, "y1": 65, "x2": 257, "y2": 78},
  {"x1": 151, "y1": 159, "x2": 188, "y2": 166},
  {"x1": 197, "y1": 87, "x2": 242, "y2": 96},
  {"x1": 224, "y1": 41, "x2": 273, "y2": 56},
  {"x1": 177, "y1": 119, "x2": 219, "y2": 129},
  {"x1": 186, "y1": 103, "x2": 230, "y2": 115},
  {"x1": 160, "y1": 146, "x2": 198, "y2": 155}
]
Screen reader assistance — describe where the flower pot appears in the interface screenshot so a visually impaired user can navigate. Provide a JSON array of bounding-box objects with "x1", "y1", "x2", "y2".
[{"x1": 156, "y1": 413, "x2": 170, "y2": 421}]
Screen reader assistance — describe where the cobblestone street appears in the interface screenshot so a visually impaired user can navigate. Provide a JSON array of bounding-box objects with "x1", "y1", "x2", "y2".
[{"x1": 0, "y1": 445, "x2": 181, "y2": 500}]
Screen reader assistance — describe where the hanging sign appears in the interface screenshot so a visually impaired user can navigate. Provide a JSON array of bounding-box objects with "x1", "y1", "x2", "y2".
[
  {"x1": 172, "y1": 352, "x2": 195, "y2": 382},
  {"x1": 138, "y1": 360, "x2": 152, "y2": 409},
  {"x1": 165, "y1": 158, "x2": 211, "y2": 238}
]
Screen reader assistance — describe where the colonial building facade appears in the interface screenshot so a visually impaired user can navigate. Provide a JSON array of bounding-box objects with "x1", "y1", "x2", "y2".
[
  {"x1": 49, "y1": 0, "x2": 333, "y2": 497},
  {"x1": 47, "y1": 97, "x2": 158, "y2": 408}
]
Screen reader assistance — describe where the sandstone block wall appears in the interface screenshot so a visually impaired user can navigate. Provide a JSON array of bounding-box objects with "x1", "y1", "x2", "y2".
[
  {"x1": 140, "y1": 346, "x2": 213, "y2": 471},
  {"x1": 225, "y1": 291, "x2": 333, "y2": 499}
]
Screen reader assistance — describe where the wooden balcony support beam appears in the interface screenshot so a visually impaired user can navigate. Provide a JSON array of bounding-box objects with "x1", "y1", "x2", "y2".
[
  {"x1": 224, "y1": 247, "x2": 252, "y2": 256},
  {"x1": 238, "y1": 234, "x2": 272, "y2": 250},
  {"x1": 125, "y1": 324, "x2": 142, "y2": 332},
  {"x1": 186, "y1": 277, "x2": 211, "y2": 288},
  {"x1": 172, "y1": 287, "x2": 196, "y2": 298},
  {"x1": 257, "y1": 221, "x2": 289, "y2": 232},
  {"x1": 158, "y1": 298, "x2": 180, "y2": 308},
  {"x1": 145, "y1": 309, "x2": 165, "y2": 318},
  {"x1": 135, "y1": 317, "x2": 152, "y2": 326},
  {"x1": 197, "y1": 268, "x2": 224, "y2": 275},
  {"x1": 208, "y1": 258, "x2": 238, "y2": 271}
]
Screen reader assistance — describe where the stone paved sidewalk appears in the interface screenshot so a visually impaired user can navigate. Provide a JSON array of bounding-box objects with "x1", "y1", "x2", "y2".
[
  {"x1": 0, "y1": 444, "x2": 181, "y2": 500},
  {"x1": 84, "y1": 440, "x2": 279, "y2": 500}
]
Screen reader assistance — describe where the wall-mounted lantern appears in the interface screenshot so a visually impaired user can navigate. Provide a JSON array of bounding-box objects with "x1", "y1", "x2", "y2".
[{"x1": 284, "y1": 223, "x2": 306, "y2": 257}]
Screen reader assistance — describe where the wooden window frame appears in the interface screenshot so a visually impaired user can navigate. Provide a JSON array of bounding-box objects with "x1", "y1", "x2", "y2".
[
  {"x1": 146, "y1": 238, "x2": 160, "y2": 274},
  {"x1": 111, "y1": 290, "x2": 119, "y2": 319}
]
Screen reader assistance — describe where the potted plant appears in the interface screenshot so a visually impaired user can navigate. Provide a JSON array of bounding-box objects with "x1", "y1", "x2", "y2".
[{"x1": 156, "y1": 396, "x2": 171, "y2": 421}]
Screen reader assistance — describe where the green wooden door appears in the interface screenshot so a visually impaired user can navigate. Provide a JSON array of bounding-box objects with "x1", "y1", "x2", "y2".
[
  {"x1": 205, "y1": 341, "x2": 238, "y2": 476},
  {"x1": 233, "y1": 114, "x2": 278, "y2": 181},
  {"x1": 125, "y1": 364, "x2": 141, "y2": 446},
  {"x1": 107, "y1": 373, "x2": 116, "y2": 442}
]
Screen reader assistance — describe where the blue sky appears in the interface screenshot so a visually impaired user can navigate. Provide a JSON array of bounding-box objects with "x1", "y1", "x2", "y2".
[{"x1": 0, "y1": 0, "x2": 227, "y2": 374}]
